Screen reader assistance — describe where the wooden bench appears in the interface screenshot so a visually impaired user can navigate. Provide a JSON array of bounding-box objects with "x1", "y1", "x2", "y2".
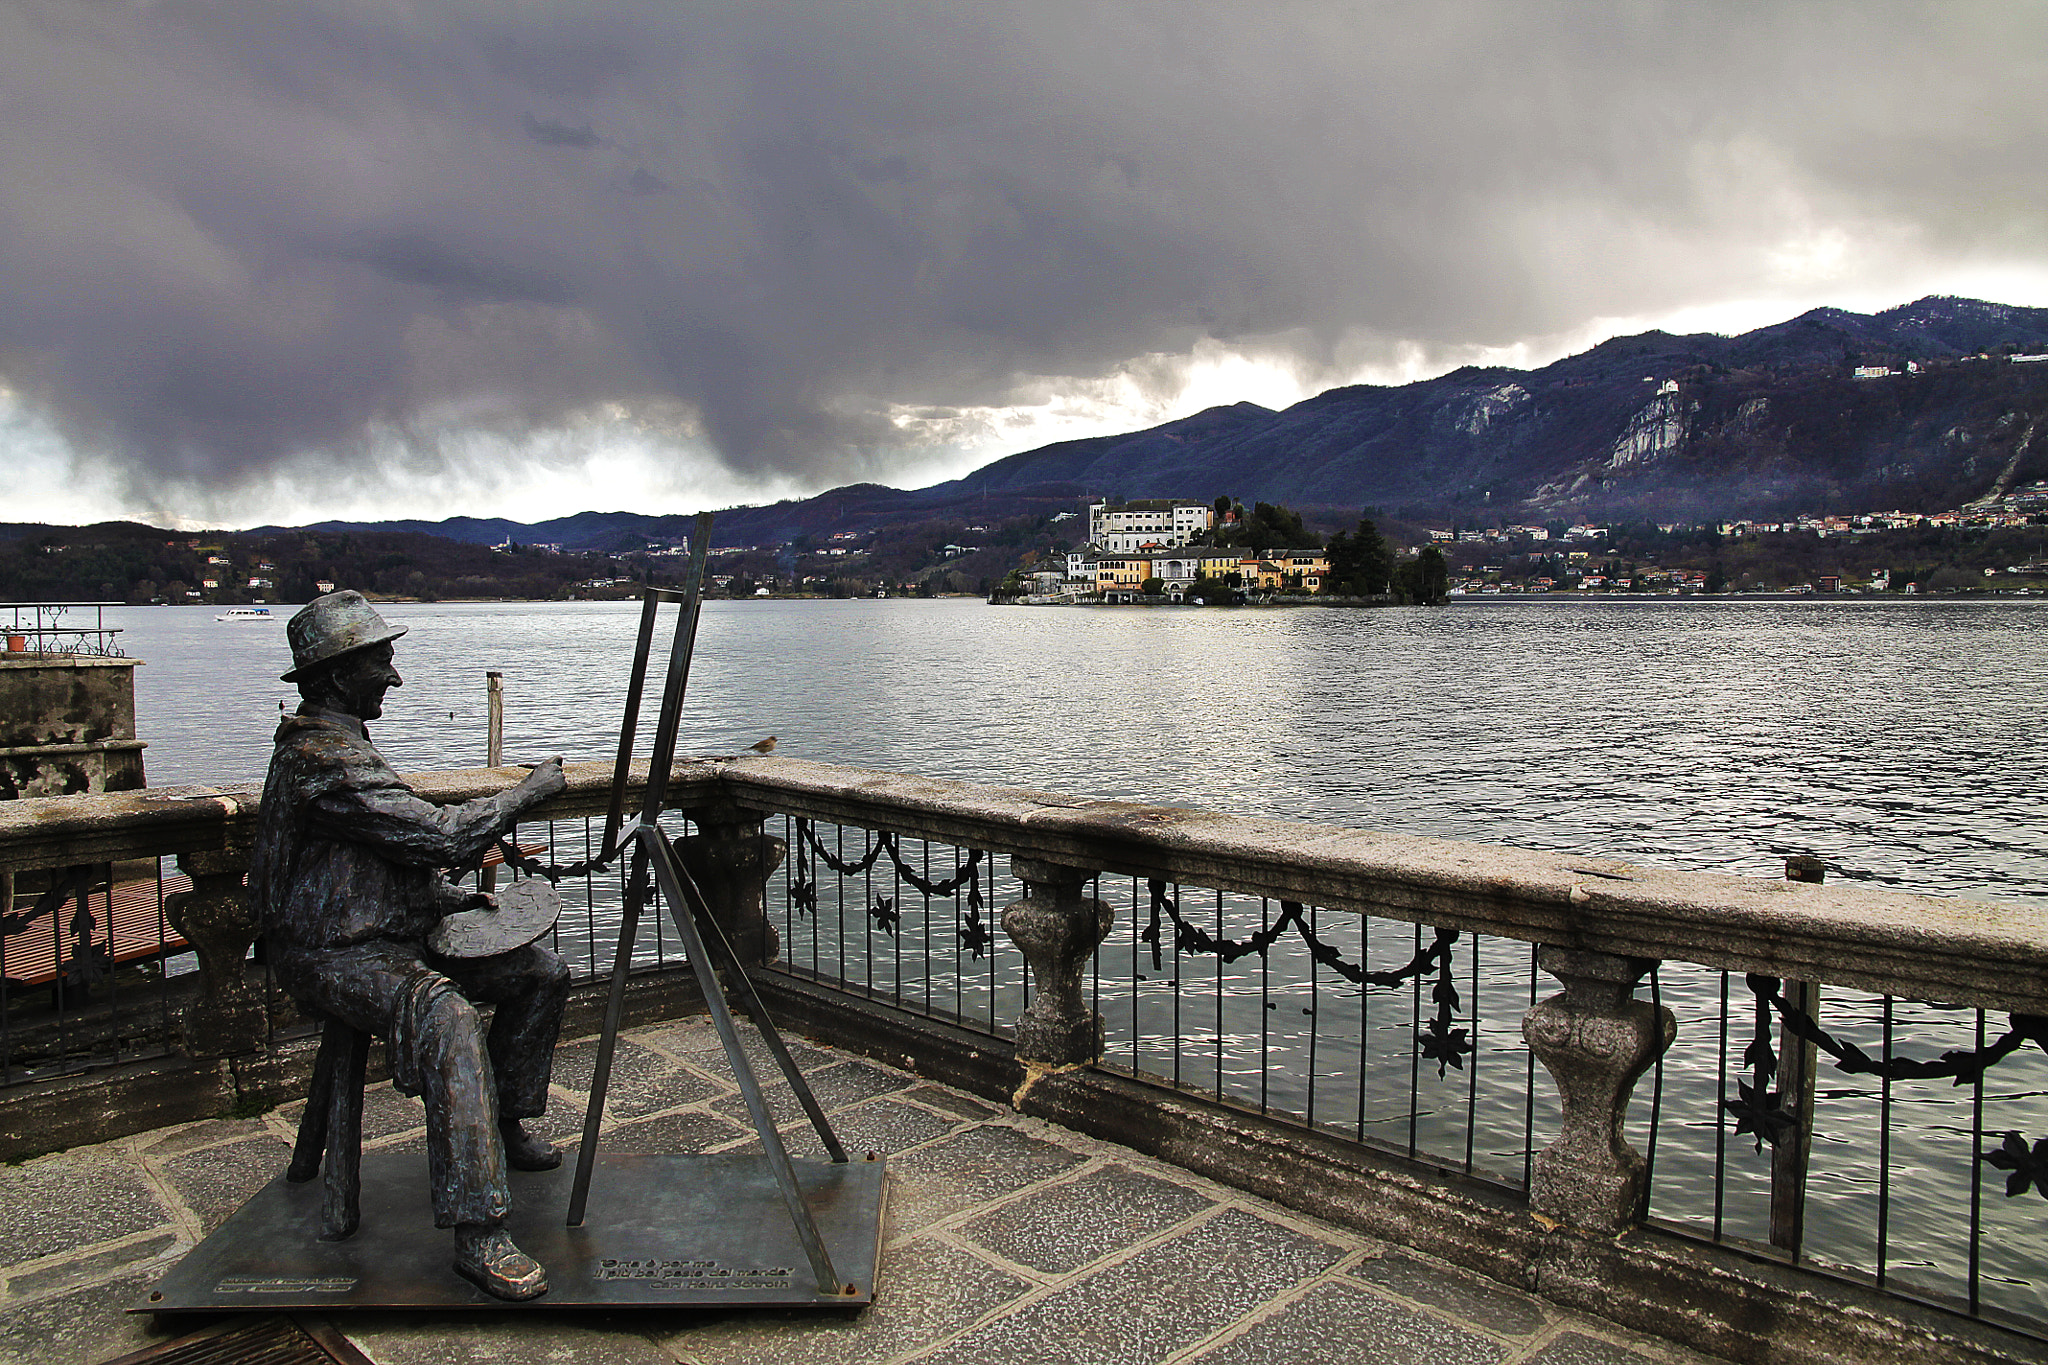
[
  {"x1": 1, "y1": 842, "x2": 547, "y2": 990},
  {"x1": 1, "y1": 873, "x2": 195, "y2": 989}
]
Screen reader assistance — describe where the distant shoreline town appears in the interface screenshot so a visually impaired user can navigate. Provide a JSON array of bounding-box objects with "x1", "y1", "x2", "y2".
[
  {"x1": 994, "y1": 489, "x2": 2048, "y2": 605},
  {"x1": 4, "y1": 477, "x2": 2046, "y2": 608}
]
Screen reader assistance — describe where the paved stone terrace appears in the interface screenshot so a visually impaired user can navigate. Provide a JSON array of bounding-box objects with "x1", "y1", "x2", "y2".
[{"x1": 0, "y1": 1020, "x2": 1720, "y2": 1365}]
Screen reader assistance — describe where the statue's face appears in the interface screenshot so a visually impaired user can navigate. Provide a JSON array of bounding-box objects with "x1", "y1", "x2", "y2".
[{"x1": 329, "y1": 642, "x2": 402, "y2": 721}]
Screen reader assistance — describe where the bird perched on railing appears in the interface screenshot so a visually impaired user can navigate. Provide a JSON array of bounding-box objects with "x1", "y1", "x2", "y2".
[{"x1": 744, "y1": 736, "x2": 777, "y2": 756}]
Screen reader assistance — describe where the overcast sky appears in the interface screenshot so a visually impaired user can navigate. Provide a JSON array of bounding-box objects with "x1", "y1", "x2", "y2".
[{"x1": 4, "y1": 1, "x2": 2045, "y2": 529}]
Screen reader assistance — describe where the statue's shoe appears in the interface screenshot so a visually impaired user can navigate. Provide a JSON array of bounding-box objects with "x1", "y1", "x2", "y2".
[
  {"x1": 454, "y1": 1225, "x2": 549, "y2": 1301},
  {"x1": 501, "y1": 1121, "x2": 563, "y2": 1171}
]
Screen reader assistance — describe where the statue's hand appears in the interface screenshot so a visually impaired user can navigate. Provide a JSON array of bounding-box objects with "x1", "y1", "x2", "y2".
[
  {"x1": 466, "y1": 891, "x2": 498, "y2": 914},
  {"x1": 523, "y1": 755, "x2": 568, "y2": 800}
]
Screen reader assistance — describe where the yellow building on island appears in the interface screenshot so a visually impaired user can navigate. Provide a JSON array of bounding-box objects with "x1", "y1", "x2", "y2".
[
  {"x1": 1095, "y1": 557, "x2": 1152, "y2": 597},
  {"x1": 1094, "y1": 550, "x2": 1330, "y2": 599}
]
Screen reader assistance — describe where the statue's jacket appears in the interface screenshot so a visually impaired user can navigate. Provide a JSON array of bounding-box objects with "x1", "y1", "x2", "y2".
[
  {"x1": 246, "y1": 705, "x2": 566, "y2": 1230},
  {"x1": 249, "y1": 708, "x2": 532, "y2": 953}
]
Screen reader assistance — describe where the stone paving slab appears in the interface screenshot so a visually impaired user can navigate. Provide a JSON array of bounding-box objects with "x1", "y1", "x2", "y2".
[
  {"x1": 154, "y1": 1133, "x2": 297, "y2": 1235},
  {"x1": 0, "y1": 1019, "x2": 1721, "y2": 1365},
  {"x1": 0, "y1": 1152, "x2": 166, "y2": 1268},
  {"x1": 1351, "y1": 1253, "x2": 1551, "y2": 1338},
  {"x1": 1191, "y1": 1278, "x2": 1509, "y2": 1365},
  {"x1": 954, "y1": 1162, "x2": 1217, "y2": 1276}
]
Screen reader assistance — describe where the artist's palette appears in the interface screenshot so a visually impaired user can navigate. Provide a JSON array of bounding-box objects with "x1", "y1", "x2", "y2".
[{"x1": 428, "y1": 877, "x2": 562, "y2": 958}]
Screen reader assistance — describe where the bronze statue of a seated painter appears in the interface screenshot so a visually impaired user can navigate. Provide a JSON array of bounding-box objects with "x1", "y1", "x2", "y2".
[{"x1": 247, "y1": 591, "x2": 569, "y2": 1300}]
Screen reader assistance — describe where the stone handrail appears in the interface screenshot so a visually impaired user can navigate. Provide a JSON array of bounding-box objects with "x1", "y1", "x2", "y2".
[
  {"x1": 5, "y1": 753, "x2": 2044, "y2": 1014},
  {"x1": 0, "y1": 758, "x2": 717, "y2": 872},
  {"x1": 714, "y1": 757, "x2": 2048, "y2": 1016}
]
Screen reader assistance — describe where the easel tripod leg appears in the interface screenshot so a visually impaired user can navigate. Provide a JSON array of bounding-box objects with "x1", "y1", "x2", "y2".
[
  {"x1": 687, "y1": 883, "x2": 848, "y2": 1163},
  {"x1": 641, "y1": 824, "x2": 849, "y2": 1297},
  {"x1": 565, "y1": 848, "x2": 648, "y2": 1227}
]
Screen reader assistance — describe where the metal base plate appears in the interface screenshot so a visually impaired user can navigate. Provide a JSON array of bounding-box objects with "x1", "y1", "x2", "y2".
[{"x1": 137, "y1": 1150, "x2": 887, "y2": 1314}]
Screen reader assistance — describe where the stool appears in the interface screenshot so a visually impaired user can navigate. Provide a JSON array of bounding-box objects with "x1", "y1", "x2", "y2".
[{"x1": 285, "y1": 1016, "x2": 372, "y2": 1240}]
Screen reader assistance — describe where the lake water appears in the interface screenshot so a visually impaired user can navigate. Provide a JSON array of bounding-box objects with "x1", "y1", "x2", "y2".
[
  {"x1": 124, "y1": 596, "x2": 2048, "y2": 899},
  {"x1": 100, "y1": 596, "x2": 2048, "y2": 1318}
]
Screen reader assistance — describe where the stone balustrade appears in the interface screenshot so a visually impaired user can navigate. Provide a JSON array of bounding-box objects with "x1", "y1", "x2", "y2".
[
  {"x1": 9, "y1": 754, "x2": 2042, "y2": 1009},
  {"x1": 3, "y1": 756, "x2": 2045, "y2": 1363},
  {"x1": 6, "y1": 752, "x2": 2046, "y2": 1143}
]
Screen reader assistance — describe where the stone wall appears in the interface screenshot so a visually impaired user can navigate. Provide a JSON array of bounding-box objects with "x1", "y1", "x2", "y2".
[{"x1": 0, "y1": 655, "x2": 147, "y2": 799}]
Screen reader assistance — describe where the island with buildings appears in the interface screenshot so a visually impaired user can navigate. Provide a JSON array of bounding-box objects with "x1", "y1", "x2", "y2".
[{"x1": 1003, "y1": 499, "x2": 1341, "y2": 604}]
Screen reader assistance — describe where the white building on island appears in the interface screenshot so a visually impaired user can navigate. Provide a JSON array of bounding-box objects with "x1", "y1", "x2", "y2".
[{"x1": 1088, "y1": 499, "x2": 1215, "y2": 554}]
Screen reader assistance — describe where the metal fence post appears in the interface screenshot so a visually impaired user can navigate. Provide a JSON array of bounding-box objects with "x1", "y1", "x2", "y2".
[{"x1": 483, "y1": 671, "x2": 503, "y2": 893}]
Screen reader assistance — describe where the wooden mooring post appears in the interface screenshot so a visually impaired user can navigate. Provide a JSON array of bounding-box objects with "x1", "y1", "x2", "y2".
[
  {"x1": 1772, "y1": 854, "x2": 1825, "y2": 1256},
  {"x1": 483, "y1": 670, "x2": 504, "y2": 893}
]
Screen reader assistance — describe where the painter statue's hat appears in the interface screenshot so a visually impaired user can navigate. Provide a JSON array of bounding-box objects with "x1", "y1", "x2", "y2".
[{"x1": 281, "y1": 591, "x2": 407, "y2": 682}]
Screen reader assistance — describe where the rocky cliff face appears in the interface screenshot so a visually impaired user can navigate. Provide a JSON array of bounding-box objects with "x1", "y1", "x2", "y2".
[
  {"x1": 1605, "y1": 383, "x2": 1692, "y2": 470},
  {"x1": 948, "y1": 297, "x2": 2048, "y2": 520}
]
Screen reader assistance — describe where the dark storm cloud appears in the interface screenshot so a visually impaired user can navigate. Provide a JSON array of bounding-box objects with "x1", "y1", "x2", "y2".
[
  {"x1": 521, "y1": 114, "x2": 602, "y2": 148},
  {"x1": 1, "y1": 1, "x2": 2042, "y2": 509},
  {"x1": 626, "y1": 167, "x2": 671, "y2": 195}
]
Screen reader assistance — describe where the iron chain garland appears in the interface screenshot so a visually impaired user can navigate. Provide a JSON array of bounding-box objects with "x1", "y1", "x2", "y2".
[
  {"x1": 785, "y1": 819, "x2": 989, "y2": 956},
  {"x1": 1143, "y1": 879, "x2": 1472, "y2": 1078},
  {"x1": 1730, "y1": 972, "x2": 2048, "y2": 1199}
]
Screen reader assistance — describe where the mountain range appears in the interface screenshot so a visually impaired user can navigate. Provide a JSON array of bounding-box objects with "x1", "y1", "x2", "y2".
[
  {"x1": 942, "y1": 295, "x2": 2048, "y2": 522},
  {"x1": 17, "y1": 297, "x2": 2048, "y2": 553}
]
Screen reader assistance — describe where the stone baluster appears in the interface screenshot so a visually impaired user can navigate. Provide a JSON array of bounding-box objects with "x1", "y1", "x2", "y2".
[
  {"x1": 673, "y1": 805, "x2": 788, "y2": 970},
  {"x1": 1522, "y1": 946, "x2": 1675, "y2": 1234},
  {"x1": 1002, "y1": 858, "x2": 1114, "y2": 1067},
  {"x1": 166, "y1": 842, "x2": 264, "y2": 1058}
]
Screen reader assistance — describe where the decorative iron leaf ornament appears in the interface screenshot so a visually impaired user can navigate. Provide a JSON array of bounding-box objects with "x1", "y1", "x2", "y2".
[
  {"x1": 869, "y1": 897, "x2": 898, "y2": 937},
  {"x1": 1982, "y1": 1132, "x2": 2048, "y2": 1201},
  {"x1": 958, "y1": 901, "x2": 993, "y2": 960},
  {"x1": 1419, "y1": 1016, "x2": 1474, "y2": 1078},
  {"x1": 1725, "y1": 1076, "x2": 1800, "y2": 1153}
]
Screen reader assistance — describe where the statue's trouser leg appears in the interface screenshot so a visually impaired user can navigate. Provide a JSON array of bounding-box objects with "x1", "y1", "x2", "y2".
[
  {"x1": 278, "y1": 943, "x2": 512, "y2": 1229},
  {"x1": 410, "y1": 987, "x2": 511, "y2": 1227},
  {"x1": 433, "y1": 943, "x2": 570, "y2": 1121}
]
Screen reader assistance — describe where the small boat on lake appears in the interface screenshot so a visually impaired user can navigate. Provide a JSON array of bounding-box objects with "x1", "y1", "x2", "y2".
[{"x1": 214, "y1": 607, "x2": 277, "y2": 622}]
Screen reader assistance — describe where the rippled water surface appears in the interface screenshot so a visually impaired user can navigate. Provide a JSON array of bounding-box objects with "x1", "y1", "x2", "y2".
[{"x1": 127, "y1": 596, "x2": 2048, "y2": 901}]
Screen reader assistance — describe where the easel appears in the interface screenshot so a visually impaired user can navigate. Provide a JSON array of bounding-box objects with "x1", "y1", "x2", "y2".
[{"x1": 566, "y1": 512, "x2": 868, "y2": 1298}]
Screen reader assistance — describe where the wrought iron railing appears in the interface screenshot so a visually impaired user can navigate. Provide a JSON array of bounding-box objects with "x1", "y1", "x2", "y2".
[
  {"x1": 762, "y1": 819, "x2": 2048, "y2": 1318},
  {"x1": 712, "y1": 761, "x2": 2048, "y2": 1341},
  {"x1": 1, "y1": 602, "x2": 127, "y2": 657}
]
